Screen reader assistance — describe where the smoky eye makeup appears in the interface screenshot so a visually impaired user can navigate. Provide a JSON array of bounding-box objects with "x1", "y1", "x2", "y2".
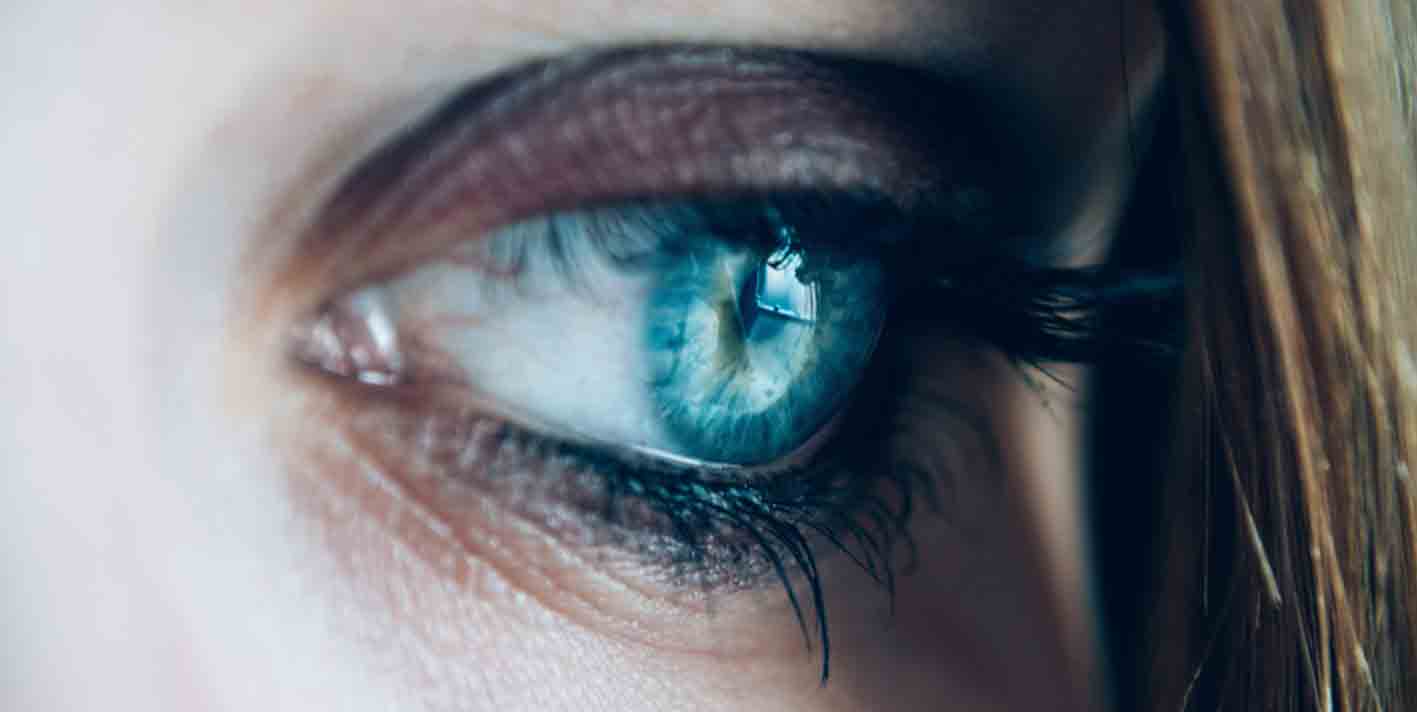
[{"x1": 268, "y1": 44, "x2": 1178, "y2": 679}]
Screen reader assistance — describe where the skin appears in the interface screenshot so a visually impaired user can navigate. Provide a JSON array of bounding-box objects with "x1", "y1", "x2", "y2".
[{"x1": 0, "y1": 1, "x2": 1163, "y2": 710}]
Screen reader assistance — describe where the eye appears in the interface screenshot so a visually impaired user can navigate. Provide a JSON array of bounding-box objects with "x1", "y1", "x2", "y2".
[
  {"x1": 273, "y1": 45, "x2": 1180, "y2": 679},
  {"x1": 302, "y1": 195, "x2": 891, "y2": 469}
]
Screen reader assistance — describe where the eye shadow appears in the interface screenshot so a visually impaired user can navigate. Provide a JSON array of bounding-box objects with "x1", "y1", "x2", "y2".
[{"x1": 293, "y1": 45, "x2": 1076, "y2": 302}]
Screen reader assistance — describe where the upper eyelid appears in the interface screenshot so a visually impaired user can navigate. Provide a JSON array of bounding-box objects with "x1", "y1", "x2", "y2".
[{"x1": 275, "y1": 45, "x2": 1056, "y2": 307}]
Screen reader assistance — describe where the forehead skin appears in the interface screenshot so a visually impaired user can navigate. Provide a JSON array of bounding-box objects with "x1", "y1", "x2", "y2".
[{"x1": 0, "y1": 1, "x2": 1162, "y2": 711}]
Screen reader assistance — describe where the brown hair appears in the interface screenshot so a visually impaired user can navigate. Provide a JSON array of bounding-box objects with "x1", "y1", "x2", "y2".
[{"x1": 1144, "y1": 1, "x2": 1417, "y2": 709}]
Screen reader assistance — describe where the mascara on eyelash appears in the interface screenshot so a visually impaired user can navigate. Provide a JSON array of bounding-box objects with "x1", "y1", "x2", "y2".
[{"x1": 922, "y1": 262, "x2": 1184, "y2": 364}]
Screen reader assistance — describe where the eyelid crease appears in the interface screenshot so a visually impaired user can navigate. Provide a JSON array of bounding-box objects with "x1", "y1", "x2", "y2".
[{"x1": 277, "y1": 45, "x2": 1052, "y2": 309}]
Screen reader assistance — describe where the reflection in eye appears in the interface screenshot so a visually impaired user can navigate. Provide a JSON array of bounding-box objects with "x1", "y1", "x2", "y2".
[{"x1": 651, "y1": 229, "x2": 886, "y2": 465}]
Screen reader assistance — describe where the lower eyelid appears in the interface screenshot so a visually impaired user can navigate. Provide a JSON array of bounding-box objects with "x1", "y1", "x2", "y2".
[
  {"x1": 282, "y1": 401, "x2": 693, "y2": 658},
  {"x1": 281, "y1": 373, "x2": 833, "y2": 652},
  {"x1": 275, "y1": 315, "x2": 1027, "y2": 688}
]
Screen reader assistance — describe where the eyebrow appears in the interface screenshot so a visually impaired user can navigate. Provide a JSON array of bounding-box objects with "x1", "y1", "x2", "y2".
[{"x1": 301, "y1": 44, "x2": 1084, "y2": 292}]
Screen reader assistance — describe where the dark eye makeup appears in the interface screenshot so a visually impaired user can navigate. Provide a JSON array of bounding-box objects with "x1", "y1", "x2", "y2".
[{"x1": 275, "y1": 45, "x2": 1180, "y2": 681}]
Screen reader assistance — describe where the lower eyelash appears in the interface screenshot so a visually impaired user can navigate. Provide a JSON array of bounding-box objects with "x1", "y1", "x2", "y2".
[
  {"x1": 515, "y1": 421, "x2": 925, "y2": 684},
  {"x1": 326, "y1": 357, "x2": 930, "y2": 683}
]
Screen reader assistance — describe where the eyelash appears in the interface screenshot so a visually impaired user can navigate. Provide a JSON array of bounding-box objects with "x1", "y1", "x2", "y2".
[
  {"x1": 284, "y1": 46, "x2": 1186, "y2": 683},
  {"x1": 477, "y1": 413, "x2": 913, "y2": 684},
  {"x1": 366, "y1": 190, "x2": 1184, "y2": 682}
]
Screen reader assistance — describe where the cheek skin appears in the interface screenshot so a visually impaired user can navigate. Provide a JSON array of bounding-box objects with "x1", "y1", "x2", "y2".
[
  {"x1": 260, "y1": 318, "x2": 1094, "y2": 711},
  {"x1": 828, "y1": 330, "x2": 1097, "y2": 711},
  {"x1": 988, "y1": 363, "x2": 1096, "y2": 704}
]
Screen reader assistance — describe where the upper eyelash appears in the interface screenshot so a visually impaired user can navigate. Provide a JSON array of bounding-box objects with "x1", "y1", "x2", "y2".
[
  {"x1": 518, "y1": 192, "x2": 1185, "y2": 367},
  {"x1": 920, "y1": 261, "x2": 1185, "y2": 365}
]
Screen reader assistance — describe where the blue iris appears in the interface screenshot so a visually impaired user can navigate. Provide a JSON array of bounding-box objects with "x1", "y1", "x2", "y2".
[{"x1": 644, "y1": 238, "x2": 886, "y2": 464}]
